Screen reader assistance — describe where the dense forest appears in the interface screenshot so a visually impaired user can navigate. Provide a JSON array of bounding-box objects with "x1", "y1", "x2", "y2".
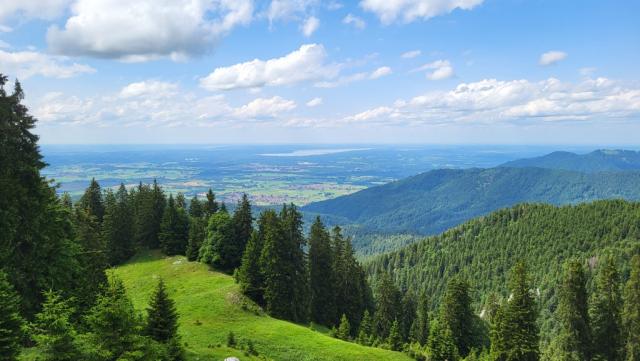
[
  {"x1": 2, "y1": 74, "x2": 640, "y2": 361},
  {"x1": 502, "y1": 149, "x2": 640, "y2": 173},
  {"x1": 303, "y1": 162, "x2": 640, "y2": 237}
]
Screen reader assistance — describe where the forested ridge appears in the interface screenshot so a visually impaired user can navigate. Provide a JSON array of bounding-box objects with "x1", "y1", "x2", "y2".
[
  {"x1": 2, "y1": 74, "x2": 640, "y2": 361},
  {"x1": 303, "y1": 163, "x2": 640, "y2": 237},
  {"x1": 501, "y1": 149, "x2": 640, "y2": 172}
]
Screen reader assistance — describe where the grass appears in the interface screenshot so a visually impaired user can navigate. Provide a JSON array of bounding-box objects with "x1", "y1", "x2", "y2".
[{"x1": 112, "y1": 250, "x2": 411, "y2": 361}]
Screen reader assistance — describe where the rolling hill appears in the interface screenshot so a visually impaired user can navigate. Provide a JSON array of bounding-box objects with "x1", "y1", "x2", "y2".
[
  {"x1": 501, "y1": 149, "x2": 640, "y2": 172},
  {"x1": 110, "y1": 251, "x2": 410, "y2": 361},
  {"x1": 303, "y1": 167, "x2": 640, "y2": 238}
]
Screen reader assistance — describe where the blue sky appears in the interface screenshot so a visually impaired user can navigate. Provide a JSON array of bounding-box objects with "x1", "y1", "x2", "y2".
[{"x1": 1, "y1": 0, "x2": 639, "y2": 144}]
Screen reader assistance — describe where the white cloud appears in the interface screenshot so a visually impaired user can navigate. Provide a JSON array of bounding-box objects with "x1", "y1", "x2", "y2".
[
  {"x1": 414, "y1": 60, "x2": 454, "y2": 80},
  {"x1": 0, "y1": 40, "x2": 9, "y2": 48},
  {"x1": 119, "y1": 80, "x2": 178, "y2": 98},
  {"x1": 199, "y1": 43, "x2": 339, "y2": 91},
  {"x1": 344, "y1": 77, "x2": 640, "y2": 124},
  {"x1": 302, "y1": 16, "x2": 320, "y2": 37},
  {"x1": 342, "y1": 14, "x2": 366, "y2": 29},
  {"x1": 580, "y1": 67, "x2": 597, "y2": 76},
  {"x1": 306, "y1": 97, "x2": 323, "y2": 107},
  {"x1": 46, "y1": 0, "x2": 253, "y2": 61},
  {"x1": 0, "y1": 49, "x2": 95, "y2": 79},
  {"x1": 0, "y1": 0, "x2": 71, "y2": 22},
  {"x1": 539, "y1": 51, "x2": 567, "y2": 66},
  {"x1": 267, "y1": 0, "x2": 318, "y2": 21},
  {"x1": 233, "y1": 96, "x2": 296, "y2": 118},
  {"x1": 401, "y1": 50, "x2": 421, "y2": 59},
  {"x1": 370, "y1": 66, "x2": 392, "y2": 79},
  {"x1": 360, "y1": 0, "x2": 484, "y2": 24}
]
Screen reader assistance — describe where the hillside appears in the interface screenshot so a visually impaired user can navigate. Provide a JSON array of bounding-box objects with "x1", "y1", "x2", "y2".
[
  {"x1": 303, "y1": 167, "x2": 640, "y2": 237},
  {"x1": 112, "y1": 251, "x2": 410, "y2": 361},
  {"x1": 501, "y1": 149, "x2": 640, "y2": 172},
  {"x1": 364, "y1": 199, "x2": 640, "y2": 342}
]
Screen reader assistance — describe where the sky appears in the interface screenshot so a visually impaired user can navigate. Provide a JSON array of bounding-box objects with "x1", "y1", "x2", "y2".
[{"x1": 1, "y1": 0, "x2": 639, "y2": 145}]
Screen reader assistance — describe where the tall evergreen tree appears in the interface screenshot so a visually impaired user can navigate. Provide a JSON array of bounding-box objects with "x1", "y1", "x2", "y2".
[
  {"x1": 188, "y1": 196, "x2": 203, "y2": 218},
  {"x1": 237, "y1": 231, "x2": 265, "y2": 305},
  {"x1": 373, "y1": 272, "x2": 402, "y2": 339},
  {"x1": 204, "y1": 189, "x2": 218, "y2": 216},
  {"x1": 175, "y1": 193, "x2": 186, "y2": 209},
  {"x1": 336, "y1": 314, "x2": 351, "y2": 341},
  {"x1": 149, "y1": 180, "x2": 167, "y2": 249},
  {"x1": 0, "y1": 270, "x2": 23, "y2": 361},
  {"x1": 31, "y1": 291, "x2": 80, "y2": 361},
  {"x1": 159, "y1": 195, "x2": 189, "y2": 256},
  {"x1": 427, "y1": 319, "x2": 459, "y2": 361},
  {"x1": 186, "y1": 216, "x2": 206, "y2": 262},
  {"x1": 490, "y1": 261, "x2": 539, "y2": 361},
  {"x1": 552, "y1": 259, "x2": 591, "y2": 361},
  {"x1": 439, "y1": 277, "x2": 475, "y2": 357},
  {"x1": 280, "y1": 204, "x2": 309, "y2": 323},
  {"x1": 0, "y1": 76, "x2": 80, "y2": 315},
  {"x1": 308, "y1": 217, "x2": 336, "y2": 326},
  {"x1": 145, "y1": 280, "x2": 179, "y2": 343},
  {"x1": 623, "y1": 255, "x2": 640, "y2": 361},
  {"x1": 231, "y1": 194, "x2": 253, "y2": 269},
  {"x1": 410, "y1": 291, "x2": 430, "y2": 346},
  {"x1": 387, "y1": 319, "x2": 403, "y2": 351},
  {"x1": 357, "y1": 310, "x2": 373, "y2": 345},
  {"x1": 103, "y1": 185, "x2": 135, "y2": 265},
  {"x1": 79, "y1": 178, "x2": 105, "y2": 222},
  {"x1": 590, "y1": 257, "x2": 623, "y2": 361},
  {"x1": 400, "y1": 291, "x2": 417, "y2": 343}
]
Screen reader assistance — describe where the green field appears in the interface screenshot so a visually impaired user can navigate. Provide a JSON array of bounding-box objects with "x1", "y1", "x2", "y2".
[{"x1": 112, "y1": 251, "x2": 411, "y2": 361}]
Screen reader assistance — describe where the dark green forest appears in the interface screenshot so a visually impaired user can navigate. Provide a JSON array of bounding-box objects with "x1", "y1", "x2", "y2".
[
  {"x1": 304, "y1": 165, "x2": 640, "y2": 236},
  {"x1": 2, "y1": 75, "x2": 640, "y2": 361},
  {"x1": 502, "y1": 149, "x2": 640, "y2": 173}
]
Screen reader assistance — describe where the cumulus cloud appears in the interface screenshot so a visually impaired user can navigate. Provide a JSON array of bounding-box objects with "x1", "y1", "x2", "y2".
[
  {"x1": 414, "y1": 60, "x2": 454, "y2": 80},
  {"x1": 301, "y1": 16, "x2": 320, "y2": 37},
  {"x1": 0, "y1": 49, "x2": 95, "y2": 79},
  {"x1": 46, "y1": 0, "x2": 253, "y2": 61},
  {"x1": 344, "y1": 77, "x2": 640, "y2": 124},
  {"x1": 267, "y1": 0, "x2": 318, "y2": 22},
  {"x1": 342, "y1": 14, "x2": 366, "y2": 29},
  {"x1": 306, "y1": 97, "x2": 323, "y2": 107},
  {"x1": 539, "y1": 51, "x2": 567, "y2": 66},
  {"x1": 0, "y1": 0, "x2": 71, "y2": 22},
  {"x1": 32, "y1": 81, "x2": 299, "y2": 127},
  {"x1": 199, "y1": 43, "x2": 339, "y2": 91},
  {"x1": 401, "y1": 50, "x2": 421, "y2": 59},
  {"x1": 370, "y1": 66, "x2": 392, "y2": 79},
  {"x1": 360, "y1": 0, "x2": 484, "y2": 24}
]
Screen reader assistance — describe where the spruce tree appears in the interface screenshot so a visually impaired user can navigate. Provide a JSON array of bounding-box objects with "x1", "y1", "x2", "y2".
[
  {"x1": 186, "y1": 216, "x2": 206, "y2": 262},
  {"x1": 159, "y1": 195, "x2": 189, "y2": 256},
  {"x1": 623, "y1": 255, "x2": 640, "y2": 361},
  {"x1": 411, "y1": 291, "x2": 430, "y2": 346},
  {"x1": 188, "y1": 196, "x2": 203, "y2": 218},
  {"x1": 590, "y1": 257, "x2": 622, "y2": 361},
  {"x1": 336, "y1": 314, "x2": 351, "y2": 341},
  {"x1": 237, "y1": 231, "x2": 265, "y2": 305},
  {"x1": 427, "y1": 319, "x2": 459, "y2": 361},
  {"x1": 439, "y1": 276, "x2": 475, "y2": 357},
  {"x1": 357, "y1": 310, "x2": 373, "y2": 345},
  {"x1": 387, "y1": 319, "x2": 403, "y2": 351},
  {"x1": 400, "y1": 291, "x2": 417, "y2": 343},
  {"x1": 373, "y1": 272, "x2": 402, "y2": 339},
  {"x1": 280, "y1": 204, "x2": 309, "y2": 323},
  {"x1": 79, "y1": 178, "x2": 104, "y2": 222},
  {"x1": 308, "y1": 217, "x2": 336, "y2": 326},
  {"x1": 103, "y1": 185, "x2": 135, "y2": 265},
  {"x1": 553, "y1": 259, "x2": 591, "y2": 361},
  {"x1": 490, "y1": 261, "x2": 539, "y2": 361},
  {"x1": 31, "y1": 290, "x2": 80, "y2": 361},
  {"x1": 204, "y1": 189, "x2": 218, "y2": 216},
  {"x1": 0, "y1": 271, "x2": 23, "y2": 361},
  {"x1": 231, "y1": 194, "x2": 253, "y2": 269},
  {"x1": 145, "y1": 279, "x2": 179, "y2": 343},
  {"x1": 149, "y1": 180, "x2": 167, "y2": 249},
  {"x1": 175, "y1": 193, "x2": 186, "y2": 209}
]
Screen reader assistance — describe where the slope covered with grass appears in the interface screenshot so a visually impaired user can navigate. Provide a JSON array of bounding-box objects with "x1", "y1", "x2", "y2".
[{"x1": 113, "y1": 251, "x2": 410, "y2": 361}]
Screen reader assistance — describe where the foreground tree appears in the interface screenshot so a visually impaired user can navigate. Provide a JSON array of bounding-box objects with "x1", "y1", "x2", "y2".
[
  {"x1": 231, "y1": 194, "x2": 253, "y2": 269},
  {"x1": 79, "y1": 178, "x2": 104, "y2": 222},
  {"x1": 624, "y1": 255, "x2": 640, "y2": 361},
  {"x1": 0, "y1": 271, "x2": 23, "y2": 361},
  {"x1": 31, "y1": 291, "x2": 81, "y2": 361},
  {"x1": 199, "y1": 210, "x2": 236, "y2": 270},
  {"x1": 259, "y1": 210, "x2": 293, "y2": 320},
  {"x1": 373, "y1": 272, "x2": 402, "y2": 339},
  {"x1": 103, "y1": 184, "x2": 135, "y2": 265},
  {"x1": 146, "y1": 280, "x2": 184, "y2": 361},
  {"x1": 308, "y1": 217, "x2": 336, "y2": 325},
  {"x1": 237, "y1": 231, "x2": 265, "y2": 304},
  {"x1": 590, "y1": 257, "x2": 622, "y2": 361},
  {"x1": 410, "y1": 291, "x2": 430, "y2": 346},
  {"x1": 490, "y1": 261, "x2": 539, "y2": 361},
  {"x1": 280, "y1": 204, "x2": 309, "y2": 323},
  {"x1": 159, "y1": 195, "x2": 189, "y2": 256},
  {"x1": 439, "y1": 277, "x2": 475, "y2": 357},
  {"x1": 427, "y1": 319, "x2": 459, "y2": 361},
  {"x1": 551, "y1": 259, "x2": 591, "y2": 361}
]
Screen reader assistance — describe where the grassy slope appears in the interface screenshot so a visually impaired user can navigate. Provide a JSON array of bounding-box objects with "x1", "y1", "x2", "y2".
[{"x1": 113, "y1": 251, "x2": 410, "y2": 361}]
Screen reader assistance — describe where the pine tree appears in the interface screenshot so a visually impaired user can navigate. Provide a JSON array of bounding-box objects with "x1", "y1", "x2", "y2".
[
  {"x1": 175, "y1": 193, "x2": 186, "y2": 209},
  {"x1": 0, "y1": 271, "x2": 23, "y2": 361},
  {"x1": 308, "y1": 217, "x2": 336, "y2": 326},
  {"x1": 237, "y1": 231, "x2": 265, "y2": 305},
  {"x1": 427, "y1": 319, "x2": 459, "y2": 361},
  {"x1": 149, "y1": 180, "x2": 167, "y2": 249},
  {"x1": 103, "y1": 185, "x2": 136, "y2": 265},
  {"x1": 188, "y1": 196, "x2": 203, "y2": 218},
  {"x1": 553, "y1": 259, "x2": 591, "y2": 361},
  {"x1": 410, "y1": 291, "x2": 430, "y2": 346},
  {"x1": 357, "y1": 310, "x2": 373, "y2": 345},
  {"x1": 232, "y1": 194, "x2": 253, "y2": 269},
  {"x1": 280, "y1": 204, "x2": 309, "y2": 323},
  {"x1": 387, "y1": 319, "x2": 403, "y2": 351},
  {"x1": 623, "y1": 255, "x2": 640, "y2": 361},
  {"x1": 31, "y1": 290, "x2": 80, "y2": 361},
  {"x1": 336, "y1": 314, "x2": 351, "y2": 341},
  {"x1": 204, "y1": 189, "x2": 218, "y2": 216},
  {"x1": 490, "y1": 261, "x2": 539, "y2": 361},
  {"x1": 159, "y1": 195, "x2": 189, "y2": 256},
  {"x1": 186, "y1": 216, "x2": 206, "y2": 262},
  {"x1": 373, "y1": 272, "x2": 402, "y2": 339},
  {"x1": 79, "y1": 178, "x2": 104, "y2": 222},
  {"x1": 439, "y1": 276, "x2": 475, "y2": 357},
  {"x1": 145, "y1": 279, "x2": 179, "y2": 343},
  {"x1": 590, "y1": 257, "x2": 622, "y2": 361},
  {"x1": 400, "y1": 291, "x2": 417, "y2": 343}
]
